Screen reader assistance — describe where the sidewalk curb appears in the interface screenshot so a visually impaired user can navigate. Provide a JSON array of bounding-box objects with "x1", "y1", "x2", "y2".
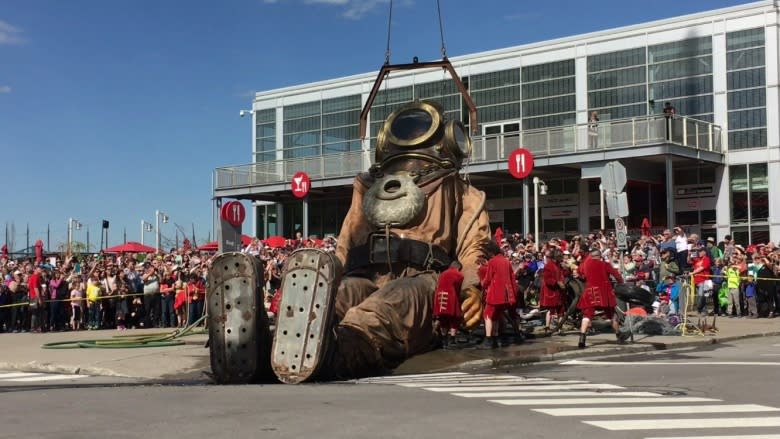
[{"x1": 429, "y1": 330, "x2": 780, "y2": 373}]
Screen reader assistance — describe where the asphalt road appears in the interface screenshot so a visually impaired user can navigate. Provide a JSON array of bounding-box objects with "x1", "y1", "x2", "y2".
[{"x1": 1, "y1": 336, "x2": 779, "y2": 439}]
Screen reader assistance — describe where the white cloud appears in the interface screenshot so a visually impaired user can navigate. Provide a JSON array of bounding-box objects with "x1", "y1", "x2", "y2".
[
  {"x1": 0, "y1": 20, "x2": 24, "y2": 45},
  {"x1": 302, "y1": 0, "x2": 391, "y2": 19},
  {"x1": 0, "y1": 85, "x2": 10, "y2": 93}
]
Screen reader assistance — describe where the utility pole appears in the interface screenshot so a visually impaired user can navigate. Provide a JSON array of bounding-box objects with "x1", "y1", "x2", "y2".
[
  {"x1": 26, "y1": 223, "x2": 29, "y2": 257},
  {"x1": 47, "y1": 224, "x2": 50, "y2": 252}
]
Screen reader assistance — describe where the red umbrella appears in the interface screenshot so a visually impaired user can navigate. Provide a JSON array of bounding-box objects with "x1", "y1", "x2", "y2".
[
  {"x1": 104, "y1": 242, "x2": 156, "y2": 254},
  {"x1": 263, "y1": 236, "x2": 287, "y2": 249}
]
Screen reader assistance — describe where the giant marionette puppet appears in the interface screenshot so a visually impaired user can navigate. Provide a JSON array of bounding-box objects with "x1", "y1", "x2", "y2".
[{"x1": 208, "y1": 59, "x2": 490, "y2": 384}]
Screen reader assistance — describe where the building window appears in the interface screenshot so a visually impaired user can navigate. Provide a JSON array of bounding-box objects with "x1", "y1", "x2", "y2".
[
  {"x1": 726, "y1": 27, "x2": 766, "y2": 150},
  {"x1": 521, "y1": 60, "x2": 575, "y2": 130},
  {"x1": 254, "y1": 109, "x2": 276, "y2": 162},
  {"x1": 587, "y1": 48, "x2": 647, "y2": 120},
  {"x1": 730, "y1": 163, "x2": 767, "y2": 227},
  {"x1": 648, "y1": 36, "x2": 713, "y2": 121},
  {"x1": 469, "y1": 68, "x2": 522, "y2": 129}
]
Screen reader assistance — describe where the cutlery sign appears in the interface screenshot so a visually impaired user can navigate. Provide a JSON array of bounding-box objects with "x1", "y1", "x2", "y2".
[
  {"x1": 220, "y1": 201, "x2": 246, "y2": 227},
  {"x1": 291, "y1": 171, "x2": 311, "y2": 198},
  {"x1": 507, "y1": 148, "x2": 534, "y2": 179}
]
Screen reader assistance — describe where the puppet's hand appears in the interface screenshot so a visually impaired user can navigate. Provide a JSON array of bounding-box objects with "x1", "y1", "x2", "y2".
[{"x1": 460, "y1": 286, "x2": 483, "y2": 330}]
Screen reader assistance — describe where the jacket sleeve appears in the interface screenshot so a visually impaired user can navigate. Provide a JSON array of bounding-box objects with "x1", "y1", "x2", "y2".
[
  {"x1": 456, "y1": 184, "x2": 491, "y2": 291},
  {"x1": 607, "y1": 263, "x2": 624, "y2": 284},
  {"x1": 334, "y1": 178, "x2": 371, "y2": 268}
]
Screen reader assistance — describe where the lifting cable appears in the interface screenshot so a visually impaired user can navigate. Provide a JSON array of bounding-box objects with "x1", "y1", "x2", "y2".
[{"x1": 383, "y1": 0, "x2": 449, "y2": 64}]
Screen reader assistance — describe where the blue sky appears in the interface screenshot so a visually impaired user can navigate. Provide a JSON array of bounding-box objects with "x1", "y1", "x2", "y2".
[{"x1": 0, "y1": 0, "x2": 755, "y2": 251}]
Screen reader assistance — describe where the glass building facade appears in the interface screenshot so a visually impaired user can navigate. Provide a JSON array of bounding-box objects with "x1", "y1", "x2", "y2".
[{"x1": 235, "y1": 2, "x2": 780, "y2": 244}]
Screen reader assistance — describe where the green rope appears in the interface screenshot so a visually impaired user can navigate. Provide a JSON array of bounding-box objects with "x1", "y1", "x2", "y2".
[{"x1": 41, "y1": 315, "x2": 207, "y2": 349}]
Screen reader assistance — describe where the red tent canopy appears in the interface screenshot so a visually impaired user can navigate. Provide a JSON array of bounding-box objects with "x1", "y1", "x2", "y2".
[
  {"x1": 263, "y1": 236, "x2": 287, "y2": 249},
  {"x1": 104, "y1": 242, "x2": 156, "y2": 254},
  {"x1": 197, "y1": 235, "x2": 254, "y2": 251}
]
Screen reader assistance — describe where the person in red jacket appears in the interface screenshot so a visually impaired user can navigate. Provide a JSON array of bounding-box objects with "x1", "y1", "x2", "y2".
[
  {"x1": 577, "y1": 247, "x2": 625, "y2": 348},
  {"x1": 540, "y1": 248, "x2": 566, "y2": 334},
  {"x1": 433, "y1": 261, "x2": 464, "y2": 350},
  {"x1": 478, "y1": 242, "x2": 517, "y2": 349}
]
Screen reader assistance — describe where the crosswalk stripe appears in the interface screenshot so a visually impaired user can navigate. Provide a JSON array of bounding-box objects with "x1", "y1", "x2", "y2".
[
  {"x1": 491, "y1": 396, "x2": 719, "y2": 406},
  {"x1": 6, "y1": 374, "x2": 88, "y2": 382},
  {"x1": 359, "y1": 375, "x2": 537, "y2": 383},
  {"x1": 0, "y1": 372, "x2": 44, "y2": 379},
  {"x1": 646, "y1": 435, "x2": 780, "y2": 439},
  {"x1": 375, "y1": 372, "x2": 469, "y2": 380},
  {"x1": 535, "y1": 404, "x2": 780, "y2": 417},
  {"x1": 455, "y1": 391, "x2": 662, "y2": 398},
  {"x1": 584, "y1": 416, "x2": 780, "y2": 431},
  {"x1": 395, "y1": 379, "x2": 584, "y2": 388},
  {"x1": 420, "y1": 383, "x2": 623, "y2": 392}
]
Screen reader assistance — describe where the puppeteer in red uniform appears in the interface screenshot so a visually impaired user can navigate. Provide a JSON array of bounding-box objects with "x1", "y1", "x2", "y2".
[
  {"x1": 433, "y1": 261, "x2": 464, "y2": 349},
  {"x1": 478, "y1": 244, "x2": 517, "y2": 348},
  {"x1": 539, "y1": 249, "x2": 565, "y2": 332},
  {"x1": 577, "y1": 249, "x2": 625, "y2": 348}
]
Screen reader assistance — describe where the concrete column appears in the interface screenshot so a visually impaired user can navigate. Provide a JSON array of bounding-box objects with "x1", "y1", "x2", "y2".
[
  {"x1": 578, "y1": 179, "x2": 590, "y2": 234},
  {"x1": 715, "y1": 165, "x2": 731, "y2": 242},
  {"x1": 276, "y1": 202, "x2": 285, "y2": 237},
  {"x1": 302, "y1": 199, "x2": 309, "y2": 239},
  {"x1": 665, "y1": 156, "x2": 675, "y2": 229}
]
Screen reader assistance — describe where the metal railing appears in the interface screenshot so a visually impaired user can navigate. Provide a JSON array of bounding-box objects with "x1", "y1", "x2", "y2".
[{"x1": 214, "y1": 115, "x2": 722, "y2": 191}]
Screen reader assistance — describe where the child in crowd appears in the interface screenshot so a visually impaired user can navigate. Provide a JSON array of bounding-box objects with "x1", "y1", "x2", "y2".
[
  {"x1": 174, "y1": 280, "x2": 187, "y2": 328},
  {"x1": 70, "y1": 279, "x2": 83, "y2": 331},
  {"x1": 745, "y1": 275, "x2": 757, "y2": 318},
  {"x1": 86, "y1": 274, "x2": 102, "y2": 330}
]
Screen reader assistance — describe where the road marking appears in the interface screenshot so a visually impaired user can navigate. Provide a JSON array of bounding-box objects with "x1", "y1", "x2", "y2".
[
  {"x1": 396, "y1": 380, "x2": 587, "y2": 388},
  {"x1": 0, "y1": 372, "x2": 44, "y2": 379},
  {"x1": 454, "y1": 391, "x2": 661, "y2": 398},
  {"x1": 535, "y1": 404, "x2": 780, "y2": 416},
  {"x1": 365, "y1": 375, "x2": 550, "y2": 384},
  {"x1": 6, "y1": 374, "x2": 88, "y2": 382},
  {"x1": 585, "y1": 416, "x2": 780, "y2": 431},
  {"x1": 646, "y1": 435, "x2": 780, "y2": 439},
  {"x1": 373, "y1": 372, "x2": 468, "y2": 380},
  {"x1": 492, "y1": 396, "x2": 719, "y2": 406},
  {"x1": 420, "y1": 383, "x2": 623, "y2": 392},
  {"x1": 562, "y1": 359, "x2": 780, "y2": 366}
]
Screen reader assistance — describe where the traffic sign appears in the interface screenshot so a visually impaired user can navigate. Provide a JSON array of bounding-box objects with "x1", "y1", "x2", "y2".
[
  {"x1": 605, "y1": 192, "x2": 630, "y2": 220},
  {"x1": 600, "y1": 161, "x2": 627, "y2": 193},
  {"x1": 615, "y1": 217, "x2": 628, "y2": 250},
  {"x1": 291, "y1": 171, "x2": 311, "y2": 198},
  {"x1": 507, "y1": 148, "x2": 534, "y2": 179},
  {"x1": 220, "y1": 201, "x2": 246, "y2": 227}
]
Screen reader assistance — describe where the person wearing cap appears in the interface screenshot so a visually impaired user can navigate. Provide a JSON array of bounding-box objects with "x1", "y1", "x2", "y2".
[
  {"x1": 691, "y1": 246, "x2": 712, "y2": 316},
  {"x1": 577, "y1": 247, "x2": 625, "y2": 348},
  {"x1": 539, "y1": 248, "x2": 565, "y2": 335},
  {"x1": 725, "y1": 257, "x2": 743, "y2": 317},
  {"x1": 706, "y1": 237, "x2": 723, "y2": 262},
  {"x1": 655, "y1": 273, "x2": 680, "y2": 315}
]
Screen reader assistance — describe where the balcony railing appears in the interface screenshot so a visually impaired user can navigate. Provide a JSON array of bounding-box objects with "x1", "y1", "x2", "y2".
[{"x1": 214, "y1": 115, "x2": 722, "y2": 191}]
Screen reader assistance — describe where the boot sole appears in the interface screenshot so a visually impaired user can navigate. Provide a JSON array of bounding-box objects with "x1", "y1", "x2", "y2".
[
  {"x1": 207, "y1": 252, "x2": 273, "y2": 384},
  {"x1": 271, "y1": 249, "x2": 341, "y2": 384}
]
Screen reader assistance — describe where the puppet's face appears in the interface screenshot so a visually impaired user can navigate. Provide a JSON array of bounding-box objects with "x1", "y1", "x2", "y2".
[
  {"x1": 360, "y1": 101, "x2": 472, "y2": 228},
  {"x1": 374, "y1": 101, "x2": 471, "y2": 172}
]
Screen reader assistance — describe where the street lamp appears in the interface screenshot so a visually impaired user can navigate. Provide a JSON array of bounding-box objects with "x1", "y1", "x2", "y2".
[
  {"x1": 67, "y1": 218, "x2": 82, "y2": 254},
  {"x1": 141, "y1": 220, "x2": 153, "y2": 246},
  {"x1": 532, "y1": 177, "x2": 548, "y2": 251},
  {"x1": 155, "y1": 210, "x2": 169, "y2": 253}
]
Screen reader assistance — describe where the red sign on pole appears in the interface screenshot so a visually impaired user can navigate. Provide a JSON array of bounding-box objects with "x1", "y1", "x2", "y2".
[
  {"x1": 291, "y1": 171, "x2": 311, "y2": 199},
  {"x1": 220, "y1": 201, "x2": 246, "y2": 227},
  {"x1": 507, "y1": 148, "x2": 534, "y2": 179}
]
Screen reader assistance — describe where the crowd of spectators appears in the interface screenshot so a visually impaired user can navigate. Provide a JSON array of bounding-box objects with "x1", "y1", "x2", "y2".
[
  {"x1": 497, "y1": 228, "x2": 780, "y2": 324},
  {"x1": 2, "y1": 227, "x2": 778, "y2": 337},
  {"x1": 0, "y1": 234, "x2": 337, "y2": 334}
]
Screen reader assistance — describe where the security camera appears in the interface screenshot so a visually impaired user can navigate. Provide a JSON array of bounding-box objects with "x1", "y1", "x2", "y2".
[{"x1": 239, "y1": 110, "x2": 252, "y2": 118}]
